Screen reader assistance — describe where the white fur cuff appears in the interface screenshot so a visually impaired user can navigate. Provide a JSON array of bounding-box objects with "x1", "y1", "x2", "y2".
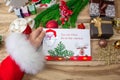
[{"x1": 5, "y1": 33, "x2": 45, "y2": 74}]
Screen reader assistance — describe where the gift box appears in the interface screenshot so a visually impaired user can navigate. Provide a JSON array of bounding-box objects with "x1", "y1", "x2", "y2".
[
  {"x1": 90, "y1": 17, "x2": 114, "y2": 39},
  {"x1": 28, "y1": 4, "x2": 37, "y2": 15},
  {"x1": 89, "y1": 0, "x2": 100, "y2": 17},
  {"x1": 89, "y1": 0, "x2": 115, "y2": 18}
]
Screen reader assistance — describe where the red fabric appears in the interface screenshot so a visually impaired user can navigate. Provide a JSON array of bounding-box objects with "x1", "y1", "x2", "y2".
[
  {"x1": 0, "y1": 56, "x2": 24, "y2": 80},
  {"x1": 22, "y1": 25, "x2": 32, "y2": 35}
]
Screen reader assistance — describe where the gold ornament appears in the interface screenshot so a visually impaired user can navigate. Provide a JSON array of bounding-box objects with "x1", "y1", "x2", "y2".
[
  {"x1": 113, "y1": 18, "x2": 120, "y2": 33},
  {"x1": 114, "y1": 40, "x2": 120, "y2": 49}
]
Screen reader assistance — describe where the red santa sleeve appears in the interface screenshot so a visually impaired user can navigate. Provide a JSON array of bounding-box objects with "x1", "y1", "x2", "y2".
[{"x1": 0, "y1": 33, "x2": 45, "y2": 80}]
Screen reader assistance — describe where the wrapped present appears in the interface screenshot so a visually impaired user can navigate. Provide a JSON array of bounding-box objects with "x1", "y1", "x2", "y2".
[
  {"x1": 28, "y1": 4, "x2": 37, "y2": 15},
  {"x1": 89, "y1": 0, "x2": 115, "y2": 18},
  {"x1": 14, "y1": 8, "x2": 24, "y2": 18},
  {"x1": 21, "y1": 6, "x2": 30, "y2": 17},
  {"x1": 89, "y1": 0, "x2": 100, "y2": 17},
  {"x1": 90, "y1": 17, "x2": 114, "y2": 39}
]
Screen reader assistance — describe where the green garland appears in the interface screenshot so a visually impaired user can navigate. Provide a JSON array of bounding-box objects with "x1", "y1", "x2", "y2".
[{"x1": 34, "y1": 0, "x2": 89, "y2": 28}]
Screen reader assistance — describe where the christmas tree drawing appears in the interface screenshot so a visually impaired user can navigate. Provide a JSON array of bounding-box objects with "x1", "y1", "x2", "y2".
[{"x1": 48, "y1": 41, "x2": 74, "y2": 58}]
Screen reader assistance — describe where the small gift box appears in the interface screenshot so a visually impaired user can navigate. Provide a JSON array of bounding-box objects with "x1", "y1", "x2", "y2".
[
  {"x1": 89, "y1": 0, "x2": 115, "y2": 18},
  {"x1": 14, "y1": 8, "x2": 24, "y2": 18},
  {"x1": 21, "y1": 6, "x2": 30, "y2": 17},
  {"x1": 89, "y1": 0, "x2": 100, "y2": 17},
  {"x1": 90, "y1": 17, "x2": 114, "y2": 39},
  {"x1": 28, "y1": 4, "x2": 37, "y2": 15}
]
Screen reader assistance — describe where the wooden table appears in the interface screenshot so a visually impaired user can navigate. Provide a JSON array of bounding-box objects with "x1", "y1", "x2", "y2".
[{"x1": 0, "y1": 0, "x2": 120, "y2": 80}]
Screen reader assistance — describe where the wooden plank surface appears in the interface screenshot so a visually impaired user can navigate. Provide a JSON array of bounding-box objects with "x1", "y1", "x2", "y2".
[{"x1": 0, "y1": 0, "x2": 120, "y2": 80}]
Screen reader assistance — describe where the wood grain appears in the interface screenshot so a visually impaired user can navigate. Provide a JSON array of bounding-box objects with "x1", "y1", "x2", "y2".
[{"x1": 0, "y1": 0, "x2": 120, "y2": 80}]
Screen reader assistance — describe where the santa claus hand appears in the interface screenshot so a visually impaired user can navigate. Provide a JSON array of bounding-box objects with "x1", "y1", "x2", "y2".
[{"x1": 29, "y1": 27, "x2": 45, "y2": 49}]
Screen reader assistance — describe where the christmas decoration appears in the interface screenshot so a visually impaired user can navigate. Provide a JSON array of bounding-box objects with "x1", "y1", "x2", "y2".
[
  {"x1": 5, "y1": 0, "x2": 29, "y2": 13},
  {"x1": 21, "y1": 6, "x2": 30, "y2": 17},
  {"x1": 89, "y1": 0, "x2": 115, "y2": 18},
  {"x1": 14, "y1": 8, "x2": 24, "y2": 18},
  {"x1": 47, "y1": 41, "x2": 74, "y2": 60},
  {"x1": 77, "y1": 23, "x2": 85, "y2": 29},
  {"x1": 114, "y1": 40, "x2": 120, "y2": 49},
  {"x1": 113, "y1": 18, "x2": 120, "y2": 34},
  {"x1": 98, "y1": 39, "x2": 107, "y2": 48},
  {"x1": 46, "y1": 20, "x2": 58, "y2": 28},
  {"x1": 34, "y1": 0, "x2": 56, "y2": 8},
  {"x1": 28, "y1": 4, "x2": 37, "y2": 15},
  {"x1": 98, "y1": 43, "x2": 120, "y2": 65},
  {"x1": 5, "y1": 0, "x2": 56, "y2": 17},
  {"x1": 90, "y1": 17, "x2": 113, "y2": 39},
  {"x1": 34, "y1": 0, "x2": 89, "y2": 28},
  {"x1": 59, "y1": 0, "x2": 73, "y2": 24}
]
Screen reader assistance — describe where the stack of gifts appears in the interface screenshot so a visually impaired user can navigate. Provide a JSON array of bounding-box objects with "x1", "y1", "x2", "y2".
[
  {"x1": 89, "y1": 0, "x2": 115, "y2": 39},
  {"x1": 89, "y1": 0, "x2": 115, "y2": 18},
  {"x1": 14, "y1": 4, "x2": 37, "y2": 18}
]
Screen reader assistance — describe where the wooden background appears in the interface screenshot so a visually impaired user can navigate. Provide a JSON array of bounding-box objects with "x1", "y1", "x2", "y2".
[{"x1": 0, "y1": 0, "x2": 120, "y2": 80}]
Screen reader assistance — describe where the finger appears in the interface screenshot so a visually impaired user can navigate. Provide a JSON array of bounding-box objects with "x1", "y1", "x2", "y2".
[
  {"x1": 30, "y1": 27, "x2": 43, "y2": 39},
  {"x1": 36, "y1": 30, "x2": 46, "y2": 44}
]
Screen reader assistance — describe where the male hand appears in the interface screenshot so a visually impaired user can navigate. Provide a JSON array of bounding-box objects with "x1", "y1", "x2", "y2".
[{"x1": 29, "y1": 27, "x2": 46, "y2": 49}]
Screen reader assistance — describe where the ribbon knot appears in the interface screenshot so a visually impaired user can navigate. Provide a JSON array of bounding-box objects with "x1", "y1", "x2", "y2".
[
  {"x1": 91, "y1": 17, "x2": 112, "y2": 37},
  {"x1": 91, "y1": 17, "x2": 102, "y2": 37}
]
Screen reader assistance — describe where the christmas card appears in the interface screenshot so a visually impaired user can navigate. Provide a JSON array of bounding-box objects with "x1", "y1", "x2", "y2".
[{"x1": 43, "y1": 29, "x2": 91, "y2": 61}]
